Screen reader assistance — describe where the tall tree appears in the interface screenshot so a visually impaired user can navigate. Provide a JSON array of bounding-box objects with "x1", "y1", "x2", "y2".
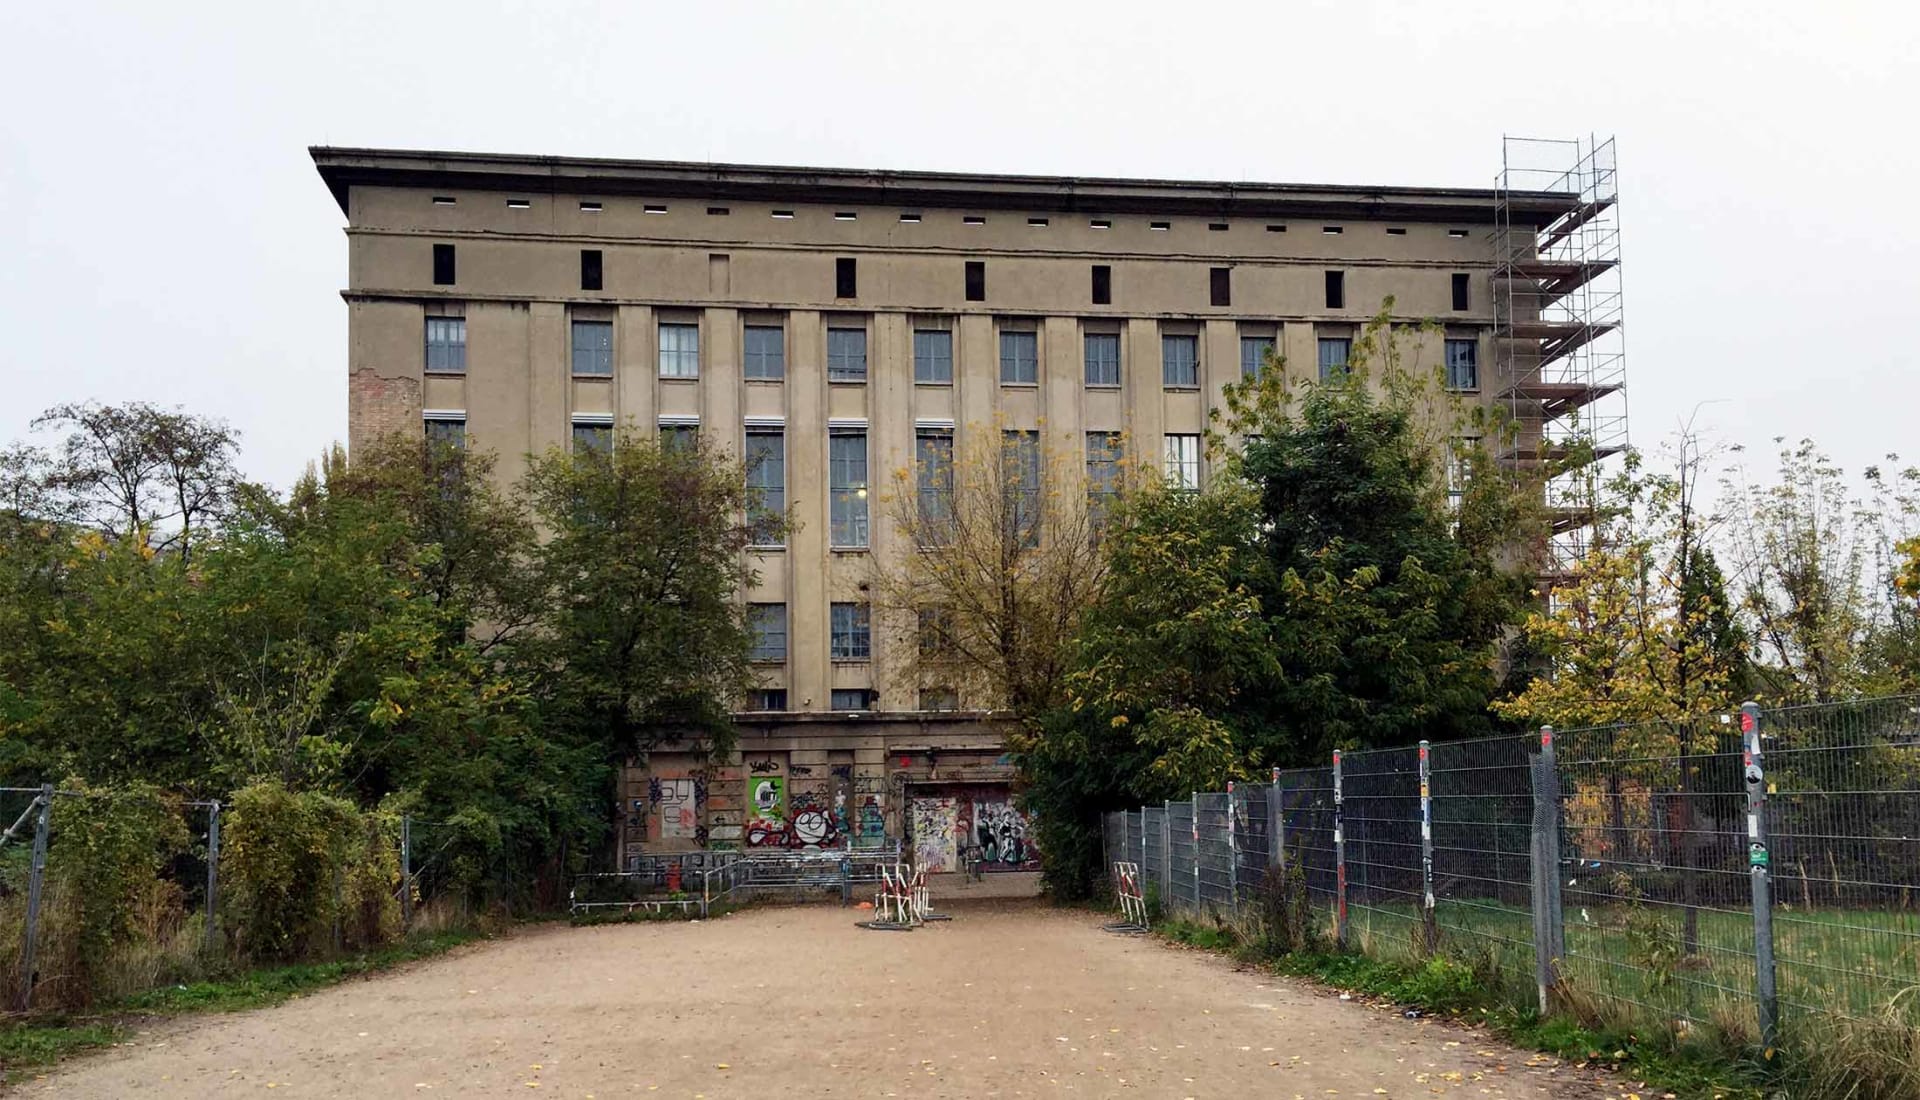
[
  {"x1": 516, "y1": 431, "x2": 763, "y2": 763},
  {"x1": 31, "y1": 401, "x2": 240, "y2": 561},
  {"x1": 871, "y1": 422, "x2": 1107, "y2": 720}
]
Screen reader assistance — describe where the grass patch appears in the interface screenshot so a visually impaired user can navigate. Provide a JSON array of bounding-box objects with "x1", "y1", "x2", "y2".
[
  {"x1": 1149, "y1": 915, "x2": 1771, "y2": 1100},
  {"x1": 0, "y1": 929, "x2": 485, "y2": 1078}
]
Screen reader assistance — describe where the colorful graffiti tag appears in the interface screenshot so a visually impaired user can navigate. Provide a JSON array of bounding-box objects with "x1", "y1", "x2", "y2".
[
  {"x1": 909, "y1": 796, "x2": 962, "y2": 871},
  {"x1": 971, "y1": 799, "x2": 1035, "y2": 867}
]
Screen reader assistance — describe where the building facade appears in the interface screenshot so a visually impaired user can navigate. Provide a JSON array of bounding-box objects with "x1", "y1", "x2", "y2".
[{"x1": 312, "y1": 147, "x2": 1587, "y2": 872}]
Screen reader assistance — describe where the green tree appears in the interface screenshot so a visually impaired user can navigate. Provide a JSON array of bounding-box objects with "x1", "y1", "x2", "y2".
[{"x1": 516, "y1": 431, "x2": 764, "y2": 765}]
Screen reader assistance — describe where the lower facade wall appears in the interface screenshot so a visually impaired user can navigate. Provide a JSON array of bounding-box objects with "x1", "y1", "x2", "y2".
[{"x1": 616, "y1": 714, "x2": 1034, "y2": 872}]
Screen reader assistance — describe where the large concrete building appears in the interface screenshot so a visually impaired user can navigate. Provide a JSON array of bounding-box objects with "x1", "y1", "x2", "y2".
[{"x1": 311, "y1": 144, "x2": 1621, "y2": 874}]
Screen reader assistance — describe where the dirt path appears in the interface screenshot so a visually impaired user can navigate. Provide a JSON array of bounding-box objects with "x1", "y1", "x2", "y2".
[{"x1": 21, "y1": 903, "x2": 1620, "y2": 1098}]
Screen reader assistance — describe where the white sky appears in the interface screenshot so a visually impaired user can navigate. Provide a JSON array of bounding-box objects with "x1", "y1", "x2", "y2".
[{"x1": 3, "y1": 0, "x2": 1915, "y2": 493}]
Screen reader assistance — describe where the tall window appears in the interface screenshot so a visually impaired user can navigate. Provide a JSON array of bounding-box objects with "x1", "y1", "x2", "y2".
[
  {"x1": 572, "y1": 420, "x2": 611, "y2": 455},
  {"x1": 743, "y1": 325, "x2": 785, "y2": 380},
  {"x1": 918, "y1": 606, "x2": 955, "y2": 658},
  {"x1": 748, "y1": 603, "x2": 788, "y2": 662},
  {"x1": 1086, "y1": 432, "x2": 1122, "y2": 523},
  {"x1": 1445, "y1": 338, "x2": 1478, "y2": 390},
  {"x1": 1162, "y1": 334, "x2": 1198, "y2": 388},
  {"x1": 1003, "y1": 430, "x2": 1041, "y2": 547},
  {"x1": 658, "y1": 322, "x2": 699, "y2": 378},
  {"x1": 1000, "y1": 330, "x2": 1038, "y2": 384},
  {"x1": 424, "y1": 317, "x2": 466, "y2": 374},
  {"x1": 424, "y1": 416, "x2": 465, "y2": 451},
  {"x1": 829, "y1": 430, "x2": 869, "y2": 547},
  {"x1": 827, "y1": 327, "x2": 867, "y2": 382},
  {"x1": 1240, "y1": 335, "x2": 1275, "y2": 379},
  {"x1": 1318, "y1": 337, "x2": 1351, "y2": 381},
  {"x1": 914, "y1": 329, "x2": 953, "y2": 384},
  {"x1": 830, "y1": 602, "x2": 871, "y2": 660},
  {"x1": 572, "y1": 320, "x2": 613, "y2": 376},
  {"x1": 432, "y1": 243, "x2": 455, "y2": 286},
  {"x1": 1164, "y1": 433, "x2": 1200, "y2": 490},
  {"x1": 1084, "y1": 333, "x2": 1121, "y2": 387},
  {"x1": 746, "y1": 429, "x2": 785, "y2": 545},
  {"x1": 916, "y1": 429, "x2": 954, "y2": 544}
]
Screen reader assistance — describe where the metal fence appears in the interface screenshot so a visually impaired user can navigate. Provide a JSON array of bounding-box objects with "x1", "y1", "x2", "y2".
[
  {"x1": 1101, "y1": 696, "x2": 1920, "y2": 1049},
  {"x1": 0, "y1": 786, "x2": 452, "y2": 1012}
]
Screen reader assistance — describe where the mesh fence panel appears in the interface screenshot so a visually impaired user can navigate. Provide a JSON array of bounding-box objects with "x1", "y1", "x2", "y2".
[
  {"x1": 1195, "y1": 793, "x2": 1233, "y2": 907},
  {"x1": 1341, "y1": 746, "x2": 1425, "y2": 957},
  {"x1": 1167, "y1": 801, "x2": 1196, "y2": 907},
  {"x1": 1278, "y1": 767, "x2": 1338, "y2": 923},
  {"x1": 1762, "y1": 696, "x2": 1920, "y2": 1020},
  {"x1": 1555, "y1": 716, "x2": 1757, "y2": 1027},
  {"x1": 1142, "y1": 806, "x2": 1166, "y2": 897},
  {"x1": 1126, "y1": 810, "x2": 1145, "y2": 871},
  {"x1": 1429, "y1": 736, "x2": 1536, "y2": 981},
  {"x1": 1233, "y1": 784, "x2": 1272, "y2": 895}
]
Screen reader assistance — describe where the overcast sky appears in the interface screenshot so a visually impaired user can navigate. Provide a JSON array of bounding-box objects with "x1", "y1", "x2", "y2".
[{"x1": 3, "y1": 0, "x2": 1914, "y2": 494}]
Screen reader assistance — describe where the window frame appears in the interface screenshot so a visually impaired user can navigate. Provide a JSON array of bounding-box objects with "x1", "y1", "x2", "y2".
[
  {"x1": 829, "y1": 428, "x2": 870, "y2": 548},
  {"x1": 657, "y1": 321, "x2": 700, "y2": 378},
  {"x1": 830, "y1": 602, "x2": 872, "y2": 661},
  {"x1": 1318, "y1": 336, "x2": 1352, "y2": 382},
  {"x1": 571, "y1": 318, "x2": 614, "y2": 377},
  {"x1": 1239, "y1": 334, "x2": 1275, "y2": 379},
  {"x1": 915, "y1": 428, "x2": 954, "y2": 544},
  {"x1": 1083, "y1": 331, "x2": 1121, "y2": 387},
  {"x1": 1164, "y1": 433, "x2": 1201, "y2": 491},
  {"x1": 742, "y1": 324, "x2": 786, "y2": 381},
  {"x1": 913, "y1": 328, "x2": 954, "y2": 384},
  {"x1": 1444, "y1": 337, "x2": 1479, "y2": 391},
  {"x1": 999, "y1": 328, "x2": 1039, "y2": 386},
  {"x1": 424, "y1": 316, "x2": 466, "y2": 375},
  {"x1": 745, "y1": 428, "x2": 786, "y2": 545},
  {"x1": 424, "y1": 415, "x2": 466, "y2": 451},
  {"x1": 1161, "y1": 333, "x2": 1199, "y2": 389},
  {"x1": 571, "y1": 419, "x2": 612, "y2": 455},
  {"x1": 748, "y1": 602, "x2": 789, "y2": 663},
  {"x1": 827, "y1": 326, "x2": 868, "y2": 383}
]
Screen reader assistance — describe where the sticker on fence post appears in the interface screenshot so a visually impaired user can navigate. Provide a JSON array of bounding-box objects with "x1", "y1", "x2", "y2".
[
  {"x1": 1332, "y1": 750, "x2": 1348, "y2": 948},
  {"x1": 1741, "y1": 701, "x2": 1780, "y2": 1051},
  {"x1": 1418, "y1": 741, "x2": 1436, "y2": 954}
]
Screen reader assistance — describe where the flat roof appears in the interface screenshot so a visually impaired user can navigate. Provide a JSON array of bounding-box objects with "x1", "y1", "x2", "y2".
[{"x1": 311, "y1": 146, "x2": 1576, "y2": 225}]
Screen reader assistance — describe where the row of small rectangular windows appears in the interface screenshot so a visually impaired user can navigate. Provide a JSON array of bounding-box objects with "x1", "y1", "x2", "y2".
[
  {"x1": 424, "y1": 315, "x2": 1480, "y2": 390},
  {"x1": 429, "y1": 245, "x2": 1475, "y2": 313},
  {"x1": 740, "y1": 687, "x2": 954, "y2": 714},
  {"x1": 428, "y1": 198, "x2": 1475, "y2": 239}
]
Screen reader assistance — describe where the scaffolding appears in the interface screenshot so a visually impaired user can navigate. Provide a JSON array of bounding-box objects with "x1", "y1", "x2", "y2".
[{"x1": 1492, "y1": 135, "x2": 1628, "y2": 583}]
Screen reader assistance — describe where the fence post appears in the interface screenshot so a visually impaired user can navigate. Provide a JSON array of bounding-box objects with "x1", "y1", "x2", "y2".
[
  {"x1": 1268, "y1": 767, "x2": 1285, "y2": 873},
  {"x1": 400, "y1": 814, "x2": 413, "y2": 932},
  {"x1": 1418, "y1": 741, "x2": 1437, "y2": 954},
  {"x1": 17, "y1": 784, "x2": 53, "y2": 1012},
  {"x1": 1529, "y1": 726, "x2": 1566, "y2": 1014},
  {"x1": 1226, "y1": 781, "x2": 1239, "y2": 908},
  {"x1": 1742, "y1": 701, "x2": 1779, "y2": 1050},
  {"x1": 1333, "y1": 751, "x2": 1348, "y2": 949},
  {"x1": 204, "y1": 800, "x2": 222, "y2": 952}
]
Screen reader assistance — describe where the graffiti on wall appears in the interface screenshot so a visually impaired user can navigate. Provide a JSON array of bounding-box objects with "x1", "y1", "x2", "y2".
[
  {"x1": 971, "y1": 799, "x2": 1035, "y2": 867},
  {"x1": 910, "y1": 796, "x2": 962, "y2": 871},
  {"x1": 653, "y1": 777, "x2": 700, "y2": 840}
]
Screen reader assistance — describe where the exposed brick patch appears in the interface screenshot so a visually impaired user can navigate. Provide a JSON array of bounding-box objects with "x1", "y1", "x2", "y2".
[{"x1": 348, "y1": 369, "x2": 421, "y2": 454}]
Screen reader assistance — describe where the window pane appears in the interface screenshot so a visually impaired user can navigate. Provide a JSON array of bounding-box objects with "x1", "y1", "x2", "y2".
[
  {"x1": 572, "y1": 423, "x2": 611, "y2": 454},
  {"x1": 1086, "y1": 431, "x2": 1122, "y2": 523},
  {"x1": 830, "y1": 602, "x2": 871, "y2": 660},
  {"x1": 749, "y1": 603, "x2": 788, "y2": 662},
  {"x1": 914, "y1": 329, "x2": 953, "y2": 383},
  {"x1": 829, "y1": 689, "x2": 871, "y2": 710},
  {"x1": 916, "y1": 430, "x2": 954, "y2": 543},
  {"x1": 659, "y1": 323, "x2": 699, "y2": 377},
  {"x1": 999, "y1": 330, "x2": 1038, "y2": 384},
  {"x1": 571, "y1": 320, "x2": 613, "y2": 376},
  {"x1": 918, "y1": 687, "x2": 959, "y2": 712},
  {"x1": 744, "y1": 325, "x2": 785, "y2": 380},
  {"x1": 425, "y1": 418, "x2": 465, "y2": 451},
  {"x1": 1162, "y1": 334, "x2": 1198, "y2": 387},
  {"x1": 1084, "y1": 333, "x2": 1120, "y2": 386},
  {"x1": 827, "y1": 327, "x2": 867, "y2": 382},
  {"x1": 1445, "y1": 338, "x2": 1478, "y2": 390},
  {"x1": 1003, "y1": 430, "x2": 1040, "y2": 547},
  {"x1": 1318, "y1": 337, "x2": 1351, "y2": 381},
  {"x1": 748, "y1": 689, "x2": 788, "y2": 711},
  {"x1": 425, "y1": 317, "x2": 466, "y2": 373},
  {"x1": 829, "y1": 431, "x2": 869, "y2": 546},
  {"x1": 1164, "y1": 434, "x2": 1200, "y2": 490},
  {"x1": 661, "y1": 425, "x2": 699, "y2": 452},
  {"x1": 746, "y1": 430, "x2": 785, "y2": 544},
  {"x1": 1240, "y1": 336, "x2": 1275, "y2": 379}
]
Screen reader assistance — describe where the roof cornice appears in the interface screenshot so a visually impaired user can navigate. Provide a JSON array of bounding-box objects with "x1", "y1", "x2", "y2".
[{"x1": 309, "y1": 146, "x2": 1576, "y2": 225}]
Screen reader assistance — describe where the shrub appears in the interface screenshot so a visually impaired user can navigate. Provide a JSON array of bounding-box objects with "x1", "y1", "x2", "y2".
[
  {"x1": 44, "y1": 780, "x2": 190, "y2": 1005},
  {"x1": 220, "y1": 781, "x2": 397, "y2": 960}
]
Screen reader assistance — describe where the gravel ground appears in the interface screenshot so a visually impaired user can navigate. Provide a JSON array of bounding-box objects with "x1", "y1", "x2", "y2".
[{"x1": 20, "y1": 901, "x2": 1625, "y2": 1098}]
